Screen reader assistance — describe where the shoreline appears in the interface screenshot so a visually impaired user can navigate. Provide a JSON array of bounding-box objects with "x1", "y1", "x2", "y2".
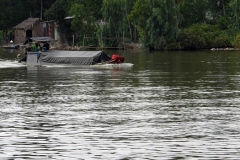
[{"x1": 1, "y1": 43, "x2": 240, "y2": 51}]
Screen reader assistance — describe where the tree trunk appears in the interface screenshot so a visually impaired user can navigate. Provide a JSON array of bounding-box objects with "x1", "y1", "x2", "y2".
[
  {"x1": 40, "y1": 0, "x2": 43, "y2": 20},
  {"x1": 172, "y1": 0, "x2": 178, "y2": 37},
  {"x1": 222, "y1": 0, "x2": 225, "y2": 16},
  {"x1": 134, "y1": 21, "x2": 137, "y2": 42},
  {"x1": 125, "y1": 2, "x2": 132, "y2": 42}
]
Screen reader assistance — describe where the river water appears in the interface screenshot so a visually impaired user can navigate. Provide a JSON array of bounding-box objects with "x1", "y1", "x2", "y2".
[{"x1": 0, "y1": 48, "x2": 240, "y2": 160}]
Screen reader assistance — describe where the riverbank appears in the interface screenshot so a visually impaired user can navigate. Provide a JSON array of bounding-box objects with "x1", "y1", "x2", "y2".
[
  {"x1": 210, "y1": 47, "x2": 240, "y2": 51},
  {"x1": 1, "y1": 42, "x2": 239, "y2": 52}
]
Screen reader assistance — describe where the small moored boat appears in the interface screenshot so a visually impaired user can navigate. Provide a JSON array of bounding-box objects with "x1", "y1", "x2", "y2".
[{"x1": 3, "y1": 45, "x2": 20, "y2": 49}]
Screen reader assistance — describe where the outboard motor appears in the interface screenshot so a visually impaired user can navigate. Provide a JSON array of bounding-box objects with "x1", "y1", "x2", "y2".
[
  {"x1": 111, "y1": 54, "x2": 125, "y2": 64},
  {"x1": 112, "y1": 54, "x2": 119, "y2": 60},
  {"x1": 26, "y1": 52, "x2": 41, "y2": 65}
]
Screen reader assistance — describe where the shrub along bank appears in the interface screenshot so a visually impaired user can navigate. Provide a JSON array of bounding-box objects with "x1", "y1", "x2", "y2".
[{"x1": 166, "y1": 23, "x2": 235, "y2": 51}]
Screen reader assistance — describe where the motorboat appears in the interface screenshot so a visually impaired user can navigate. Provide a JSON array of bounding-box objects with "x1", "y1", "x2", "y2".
[
  {"x1": 19, "y1": 37, "x2": 125, "y2": 66},
  {"x1": 24, "y1": 50, "x2": 125, "y2": 66}
]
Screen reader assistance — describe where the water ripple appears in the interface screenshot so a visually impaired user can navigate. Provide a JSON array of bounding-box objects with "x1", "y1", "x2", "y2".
[{"x1": 1, "y1": 57, "x2": 240, "y2": 159}]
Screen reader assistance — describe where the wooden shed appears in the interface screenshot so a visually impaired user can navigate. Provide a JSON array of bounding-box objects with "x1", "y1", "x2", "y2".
[
  {"x1": 13, "y1": 18, "x2": 44, "y2": 44},
  {"x1": 43, "y1": 21, "x2": 58, "y2": 41}
]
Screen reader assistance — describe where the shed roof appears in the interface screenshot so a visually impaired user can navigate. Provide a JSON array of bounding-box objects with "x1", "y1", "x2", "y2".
[{"x1": 13, "y1": 18, "x2": 41, "y2": 30}]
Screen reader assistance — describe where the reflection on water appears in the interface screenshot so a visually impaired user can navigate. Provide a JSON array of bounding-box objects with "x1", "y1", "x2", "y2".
[{"x1": 0, "y1": 49, "x2": 240, "y2": 159}]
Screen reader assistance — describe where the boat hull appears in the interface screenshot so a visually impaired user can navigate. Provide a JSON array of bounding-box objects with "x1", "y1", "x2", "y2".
[{"x1": 24, "y1": 50, "x2": 124, "y2": 66}]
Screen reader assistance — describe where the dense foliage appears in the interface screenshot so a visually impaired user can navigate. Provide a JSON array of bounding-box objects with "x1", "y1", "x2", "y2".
[{"x1": 1, "y1": 0, "x2": 240, "y2": 50}]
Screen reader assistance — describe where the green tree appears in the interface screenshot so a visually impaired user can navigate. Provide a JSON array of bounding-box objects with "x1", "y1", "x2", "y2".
[
  {"x1": 101, "y1": 0, "x2": 127, "y2": 47},
  {"x1": 146, "y1": 0, "x2": 180, "y2": 49},
  {"x1": 180, "y1": 0, "x2": 209, "y2": 28},
  {"x1": 128, "y1": 0, "x2": 151, "y2": 42},
  {"x1": 68, "y1": 0, "x2": 103, "y2": 46},
  {"x1": 228, "y1": 0, "x2": 240, "y2": 31},
  {"x1": 44, "y1": 0, "x2": 70, "y2": 24},
  {"x1": 0, "y1": 0, "x2": 56, "y2": 42},
  {"x1": 129, "y1": 0, "x2": 182, "y2": 50},
  {"x1": 0, "y1": 0, "x2": 22, "y2": 33},
  {"x1": 69, "y1": 4, "x2": 93, "y2": 45},
  {"x1": 44, "y1": 0, "x2": 71, "y2": 43},
  {"x1": 123, "y1": 0, "x2": 136, "y2": 42}
]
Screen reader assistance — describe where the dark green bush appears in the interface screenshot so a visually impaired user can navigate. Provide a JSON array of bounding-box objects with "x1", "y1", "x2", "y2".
[
  {"x1": 177, "y1": 29, "x2": 207, "y2": 50},
  {"x1": 188, "y1": 23, "x2": 219, "y2": 34},
  {"x1": 166, "y1": 42, "x2": 182, "y2": 50},
  {"x1": 176, "y1": 23, "x2": 232, "y2": 50},
  {"x1": 0, "y1": 30, "x2": 2, "y2": 40},
  {"x1": 233, "y1": 33, "x2": 240, "y2": 48},
  {"x1": 217, "y1": 16, "x2": 229, "y2": 30},
  {"x1": 212, "y1": 34, "x2": 232, "y2": 48}
]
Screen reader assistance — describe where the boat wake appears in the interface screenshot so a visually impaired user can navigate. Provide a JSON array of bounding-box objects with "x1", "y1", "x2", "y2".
[
  {"x1": 89, "y1": 63, "x2": 134, "y2": 69},
  {"x1": 0, "y1": 60, "x2": 26, "y2": 68},
  {"x1": 0, "y1": 59, "x2": 133, "y2": 70},
  {"x1": 43, "y1": 63, "x2": 134, "y2": 70}
]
